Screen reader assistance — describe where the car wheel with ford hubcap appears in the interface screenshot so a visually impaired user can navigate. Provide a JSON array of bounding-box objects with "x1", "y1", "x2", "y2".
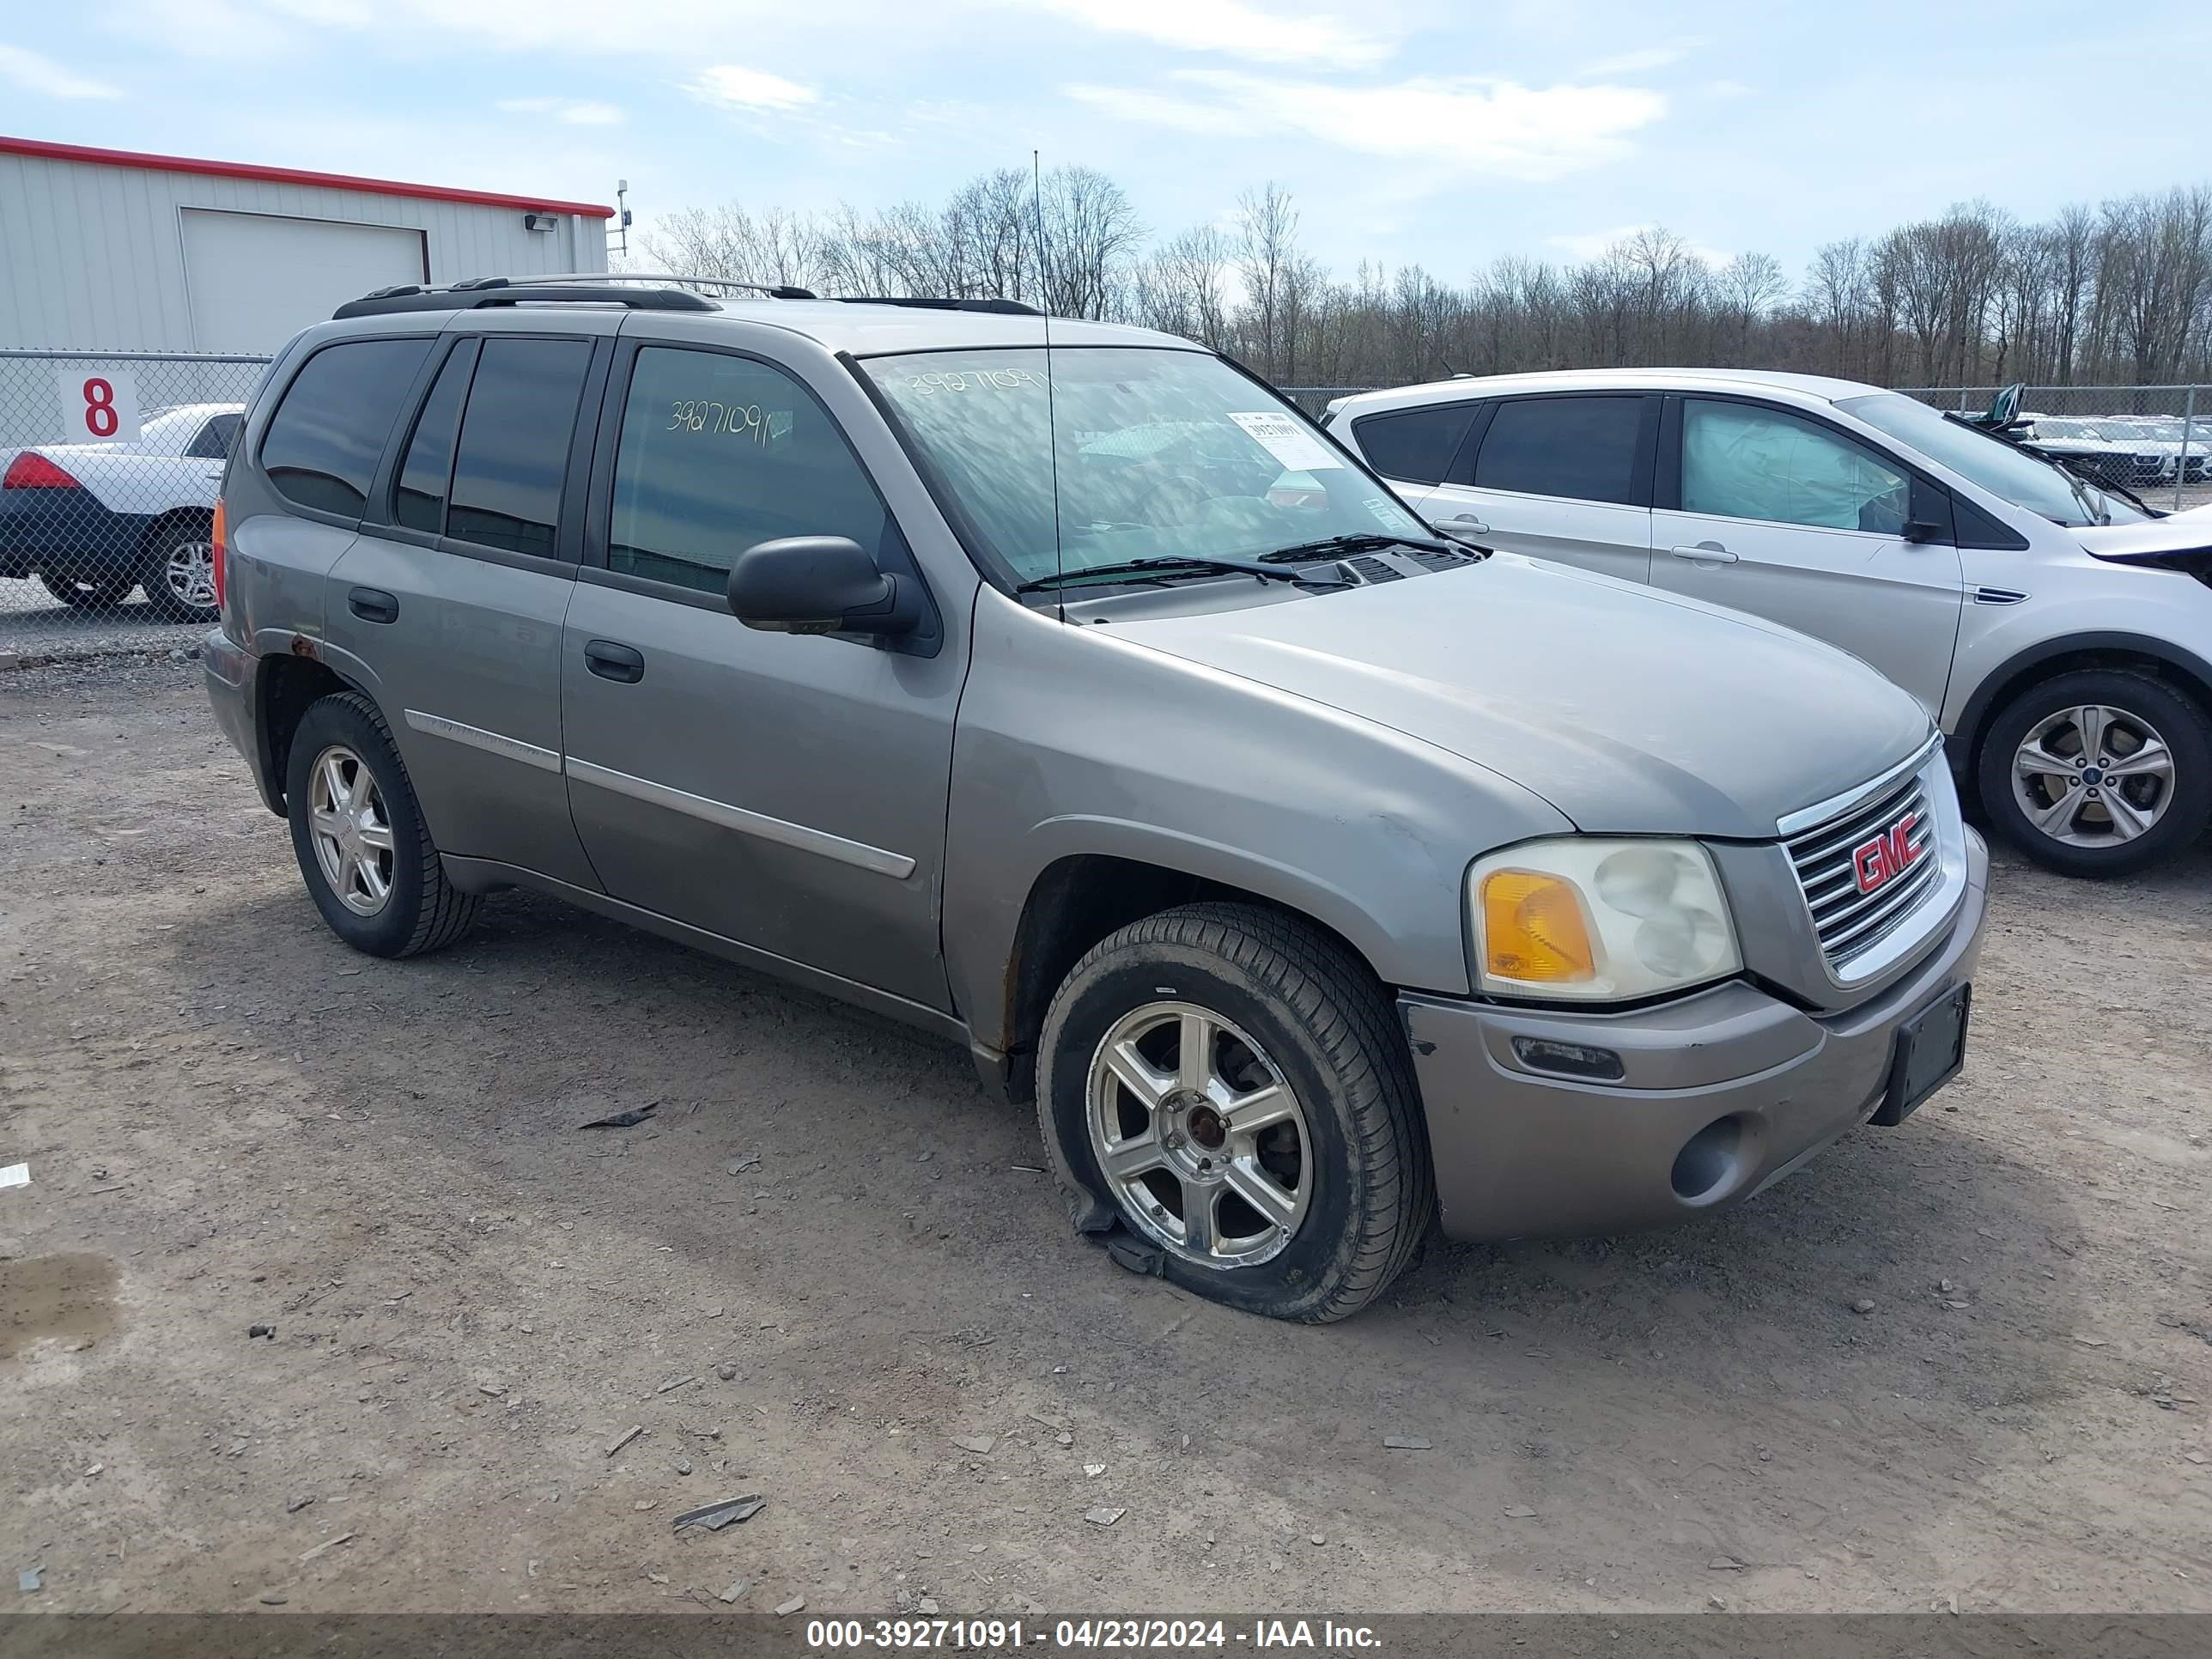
[
  {"x1": 1978, "y1": 668, "x2": 2210, "y2": 877},
  {"x1": 1036, "y1": 902, "x2": 1431, "y2": 1322}
]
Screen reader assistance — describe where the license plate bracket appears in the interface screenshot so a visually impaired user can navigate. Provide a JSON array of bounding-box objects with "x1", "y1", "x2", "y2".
[{"x1": 1872, "y1": 982, "x2": 1971, "y2": 1127}]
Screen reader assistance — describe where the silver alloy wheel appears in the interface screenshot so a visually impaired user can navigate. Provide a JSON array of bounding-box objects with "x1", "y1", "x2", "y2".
[
  {"x1": 2011, "y1": 703, "x2": 2175, "y2": 847},
  {"x1": 307, "y1": 744, "x2": 397, "y2": 916},
  {"x1": 1085, "y1": 1000, "x2": 1311, "y2": 1267},
  {"x1": 163, "y1": 539, "x2": 216, "y2": 610}
]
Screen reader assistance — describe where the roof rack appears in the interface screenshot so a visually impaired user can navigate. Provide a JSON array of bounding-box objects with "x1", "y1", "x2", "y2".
[
  {"x1": 331, "y1": 273, "x2": 1045, "y2": 321},
  {"x1": 832, "y1": 296, "x2": 1042, "y2": 316}
]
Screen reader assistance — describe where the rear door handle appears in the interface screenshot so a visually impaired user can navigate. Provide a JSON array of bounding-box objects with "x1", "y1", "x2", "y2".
[
  {"x1": 1669, "y1": 542, "x2": 1737, "y2": 564},
  {"x1": 1443, "y1": 514, "x2": 1491, "y2": 534},
  {"x1": 347, "y1": 586, "x2": 399, "y2": 623},
  {"x1": 583, "y1": 639, "x2": 645, "y2": 684}
]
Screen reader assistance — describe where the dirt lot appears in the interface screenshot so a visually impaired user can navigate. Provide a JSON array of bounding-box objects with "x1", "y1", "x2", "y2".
[{"x1": 3, "y1": 654, "x2": 2210, "y2": 1618}]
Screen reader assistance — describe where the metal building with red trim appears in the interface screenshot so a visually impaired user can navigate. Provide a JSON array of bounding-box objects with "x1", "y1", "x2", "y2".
[{"x1": 0, "y1": 136, "x2": 613, "y2": 353}]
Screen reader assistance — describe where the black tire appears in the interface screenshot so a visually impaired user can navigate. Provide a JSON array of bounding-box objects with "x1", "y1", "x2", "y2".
[
  {"x1": 1035, "y1": 902, "x2": 1432, "y2": 1322},
  {"x1": 37, "y1": 571, "x2": 132, "y2": 611},
  {"x1": 1977, "y1": 668, "x2": 2212, "y2": 877},
  {"x1": 141, "y1": 514, "x2": 220, "y2": 623},
  {"x1": 284, "y1": 691, "x2": 480, "y2": 957}
]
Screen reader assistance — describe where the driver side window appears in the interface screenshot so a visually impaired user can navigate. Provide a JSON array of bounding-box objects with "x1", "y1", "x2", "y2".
[
  {"x1": 1681, "y1": 399, "x2": 1909, "y2": 535},
  {"x1": 608, "y1": 347, "x2": 893, "y2": 596}
]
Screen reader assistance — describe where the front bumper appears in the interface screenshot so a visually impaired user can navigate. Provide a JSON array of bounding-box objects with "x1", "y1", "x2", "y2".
[{"x1": 1403, "y1": 827, "x2": 1988, "y2": 1243}]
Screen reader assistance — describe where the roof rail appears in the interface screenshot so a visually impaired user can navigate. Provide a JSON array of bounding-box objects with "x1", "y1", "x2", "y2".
[
  {"x1": 832, "y1": 296, "x2": 1042, "y2": 317},
  {"x1": 476, "y1": 271, "x2": 818, "y2": 300},
  {"x1": 333, "y1": 277, "x2": 722, "y2": 319}
]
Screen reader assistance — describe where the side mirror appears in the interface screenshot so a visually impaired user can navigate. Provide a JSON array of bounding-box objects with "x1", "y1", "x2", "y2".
[
  {"x1": 1901, "y1": 520, "x2": 1949, "y2": 545},
  {"x1": 725, "y1": 536, "x2": 921, "y2": 638}
]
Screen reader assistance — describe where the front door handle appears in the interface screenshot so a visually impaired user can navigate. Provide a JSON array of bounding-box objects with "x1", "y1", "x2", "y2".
[
  {"x1": 1443, "y1": 514, "x2": 1491, "y2": 534},
  {"x1": 347, "y1": 586, "x2": 399, "y2": 623},
  {"x1": 1669, "y1": 542, "x2": 1737, "y2": 564},
  {"x1": 583, "y1": 639, "x2": 645, "y2": 684}
]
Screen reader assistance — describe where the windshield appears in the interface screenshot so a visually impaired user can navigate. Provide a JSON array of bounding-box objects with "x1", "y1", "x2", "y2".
[
  {"x1": 1837, "y1": 392, "x2": 2146, "y2": 527},
  {"x1": 862, "y1": 347, "x2": 1431, "y2": 586}
]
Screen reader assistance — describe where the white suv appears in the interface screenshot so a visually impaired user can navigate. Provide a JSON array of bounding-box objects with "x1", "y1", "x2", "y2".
[{"x1": 1327, "y1": 368, "x2": 2212, "y2": 876}]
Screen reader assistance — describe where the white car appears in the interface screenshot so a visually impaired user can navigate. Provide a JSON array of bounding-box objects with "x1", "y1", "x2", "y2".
[
  {"x1": 1326, "y1": 368, "x2": 2212, "y2": 876},
  {"x1": 0, "y1": 403, "x2": 242, "y2": 623}
]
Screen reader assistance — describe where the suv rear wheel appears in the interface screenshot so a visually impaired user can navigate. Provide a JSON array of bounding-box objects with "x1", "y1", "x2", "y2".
[
  {"x1": 1978, "y1": 668, "x2": 2211, "y2": 876},
  {"x1": 1036, "y1": 902, "x2": 1431, "y2": 1322},
  {"x1": 285, "y1": 692, "x2": 479, "y2": 957}
]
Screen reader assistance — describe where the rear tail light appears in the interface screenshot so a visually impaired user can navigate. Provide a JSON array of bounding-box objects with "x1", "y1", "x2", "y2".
[
  {"x1": 3, "y1": 452, "x2": 82, "y2": 489},
  {"x1": 211, "y1": 496, "x2": 228, "y2": 611}
]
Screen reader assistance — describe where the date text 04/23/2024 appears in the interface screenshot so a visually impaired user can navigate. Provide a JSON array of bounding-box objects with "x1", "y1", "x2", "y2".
[{"x1": 804, "y1": 1620, "x2": 1382, "y2": 1650}]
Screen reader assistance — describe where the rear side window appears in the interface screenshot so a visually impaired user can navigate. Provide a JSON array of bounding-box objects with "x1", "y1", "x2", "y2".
[
  {"x1": 393, "y1": 343, "x2": 477, "y2": 534},
  {"x1": 185, "y1": 413, "x2": 240, "y2": 460},
  {"x1": 260, "y1": 338, "x2": 434, "y2": 517},
  {"x1": 445, "y1": 337, "x2": 593, "y2": 558},
  {"x1": 607, "y1": 346, "x2": 893, "y2": 596},
  {"x1": 1351, "y1": 404, "x2": 1478, "y2": 485},
  {"x1": 1473, "y1": 396, "x2": 1647, "y2": 506}
]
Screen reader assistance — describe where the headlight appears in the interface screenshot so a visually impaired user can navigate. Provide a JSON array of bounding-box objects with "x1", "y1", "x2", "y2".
[{"x1": 1468, "y1": 837, "x2": 1741, "y2": 1002}]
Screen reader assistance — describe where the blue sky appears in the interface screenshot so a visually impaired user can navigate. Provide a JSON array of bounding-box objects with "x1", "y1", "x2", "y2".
[{"x1": 3, "y1": 0, "x2": 2206, "y2": 283}]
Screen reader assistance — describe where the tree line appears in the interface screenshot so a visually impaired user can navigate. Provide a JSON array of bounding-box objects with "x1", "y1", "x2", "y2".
[{"x1": 641, "y1": 168, "x2": 2212, "y2": 392}]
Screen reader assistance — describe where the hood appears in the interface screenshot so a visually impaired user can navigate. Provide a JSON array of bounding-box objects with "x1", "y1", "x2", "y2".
[
  {"x1": 2075, "y1": 502, "x2": 2212, "y2": 562},
  {"x1": 1111, "y1": 554, "x2": 1932, "y2": 839}
]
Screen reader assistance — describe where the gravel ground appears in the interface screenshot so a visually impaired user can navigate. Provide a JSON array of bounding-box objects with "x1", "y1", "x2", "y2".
[
  {"x1": 0, "y1": 579, "x2": 200, "y2": 662},
  {"x1": 3, "y1": 655, "x2": 2210, "y2": 1617}
]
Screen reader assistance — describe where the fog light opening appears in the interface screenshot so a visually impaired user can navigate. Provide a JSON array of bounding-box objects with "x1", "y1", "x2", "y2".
[
  {"x1": 1671, "y1": 1115, "x2": 1746, "y2": 1204},
  {"x1": 1510, "y1": 1036, "x2": 1626, "y2": 1082}
]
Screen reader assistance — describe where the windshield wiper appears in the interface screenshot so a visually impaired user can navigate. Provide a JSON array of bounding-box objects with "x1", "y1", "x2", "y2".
[
  {"x1": 1017, "y1": 556, "x2": 1350, "y2": 593},
  {"x1": 1255, "y1": 531, "x2": 1471, "y2": 563},
  {"x1": 1942, "y1": 409, "x2": 2130, "y2": 524}
]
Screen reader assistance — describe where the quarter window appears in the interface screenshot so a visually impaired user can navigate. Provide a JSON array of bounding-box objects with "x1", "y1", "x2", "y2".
[
  {"x1": 1680, "y1": 400, "x2": 1910, "y2": 535},
  {"x1": 1472, "y1": 396, "x2": 1648, "y2": 506},
  {"x1": 446, "y1": 337, "x2": 592, "y2": 558},
  {"x1": 1351, "y1": 404, "x2": 1478, "y2": 486},
  {"x1": 608, "y1": 346, "x2": 894, "y2": 596},
  {"x1": 260, "y1": 337, "x2": 434, "y2": 517}
]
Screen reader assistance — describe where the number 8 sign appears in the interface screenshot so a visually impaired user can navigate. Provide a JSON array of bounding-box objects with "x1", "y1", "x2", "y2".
[{"x1": 56, "y1": 367, "x2": 141, "y2": 445}]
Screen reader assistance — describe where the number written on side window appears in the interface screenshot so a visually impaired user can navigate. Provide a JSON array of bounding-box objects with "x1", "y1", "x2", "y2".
[{"x1": 609, "y1": 347, "x2": 895, "y2": 597}]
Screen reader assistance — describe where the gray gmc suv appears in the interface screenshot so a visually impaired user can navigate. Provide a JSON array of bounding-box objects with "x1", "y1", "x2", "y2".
[{"x1": 202, "y1": 275, "x2": 1988, "y2": 1322}]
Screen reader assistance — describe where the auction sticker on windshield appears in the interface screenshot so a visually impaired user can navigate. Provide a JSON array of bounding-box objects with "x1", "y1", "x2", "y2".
[{"x1": 1228, "y1": 410, "x2": 1344, "y2": 471}]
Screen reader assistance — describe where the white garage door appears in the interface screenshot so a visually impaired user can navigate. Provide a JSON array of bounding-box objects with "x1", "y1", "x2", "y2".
[{"x1": 182, "y1": 210, "x2": 427, "y2": 353}]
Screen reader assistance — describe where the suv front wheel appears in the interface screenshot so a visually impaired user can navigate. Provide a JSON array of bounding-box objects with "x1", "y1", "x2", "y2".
[
  {"x1": 1978, "y1": 668, "x2": 2211, "y2": 876},
  {"x1": 285, "y1": 692, "x2": 480, "y2": 957},
  {"x1": 1036, "y1": 902, "x2": 1432, "y2": 1322}
]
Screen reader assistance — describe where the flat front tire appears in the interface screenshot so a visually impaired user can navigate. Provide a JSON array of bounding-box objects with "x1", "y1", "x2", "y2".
[
  {"x1": 284, "y1": 691, "x2": 479, "y2": 957},
  {"x1": 1036, "y1": 902, "x2": 1432, "y2": 1322}
]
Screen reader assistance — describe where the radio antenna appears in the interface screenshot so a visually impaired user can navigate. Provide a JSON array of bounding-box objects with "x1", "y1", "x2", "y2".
[{"x1": 1033, "y1": 149, "x2": 1066, "y2": 597}]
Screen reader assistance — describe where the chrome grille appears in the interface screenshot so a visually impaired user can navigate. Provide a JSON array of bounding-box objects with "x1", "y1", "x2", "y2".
[{"x1": 1787, "y1": 772, "x2": 1941, "y2": 969}]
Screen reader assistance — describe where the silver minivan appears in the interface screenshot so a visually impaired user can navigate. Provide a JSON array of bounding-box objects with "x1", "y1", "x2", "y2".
[
  {"x1": 203, "y1": 279, "x2": 1986, "y2": 1321},
  {"x1": 1328, "y1": 369, "x2": 2212, "y2": 877}
]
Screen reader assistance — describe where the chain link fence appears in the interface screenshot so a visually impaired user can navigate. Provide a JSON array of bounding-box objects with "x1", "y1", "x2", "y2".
[
  {"x1": 1898, "y1": 385, "x2": 2209, "y2": 514},
  {"x1": 1, "y1": 348, "x2": 270, "y2": 660}
]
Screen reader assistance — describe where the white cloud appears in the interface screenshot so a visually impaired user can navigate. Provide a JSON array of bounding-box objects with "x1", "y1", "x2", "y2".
[
  {"x1": 1067, "y1": 72, "x2": 1667, "y2": 181},
  {"x1": 1546, "y1": 222, "x2": 1732, "y2": 264},
  {"x1": 497, "y1": 96, "x2": 625, "y2": 125},
  {"x1": 0, "y1": 44, "x2": 124, "y2": 99},
  {"x1": 1026, "y1": 0, "x2": 1392, "y2": 66},
  {"x1": 684, "y1": 63, "x2": 819, "y2": 112}
]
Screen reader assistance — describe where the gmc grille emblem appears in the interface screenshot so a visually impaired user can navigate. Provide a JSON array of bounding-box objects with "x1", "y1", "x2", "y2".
[{"x1": 1851, "y1": 811, "x2": 1925, "y2": 895}]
